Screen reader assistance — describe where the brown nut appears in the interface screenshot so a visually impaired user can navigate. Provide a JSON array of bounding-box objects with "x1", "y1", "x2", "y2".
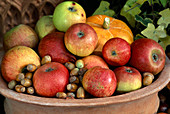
[
  {"x1": 15, "y1": 85, "x2": 26, "y2": 93},
  {"x1": 56, "y1": 92, "x2": 67, "y2": 99},
  {"x1": 70, "y1": 68, "x2": 79, "y2": 76},
  {"x1": 65, "y1": 62, "x2": 75, "y2": 71},
  {"x1": 41, "y1": 55, "x2": 51, "y2": 65},
  {"x1": 78, "y1": 68, "x2": 88, "y2": 76},
  {"x1": 27, "y1": 87, "x2": 34, "y2": 94},
  {"x1": 21, "y1": 78, "x2": 32, "y2": 87},
  {"x1": 76, "y1": 87, "x2": 85, "y2": 99},
  {"x1": 67, "y1": 83, "x2": 78, "y2": 92},
  {"x1": 16, "y1": 73, "x2": 25, "y2": 82},
  {"x1": 75, "y1": 59, "x2": 84, "y2": 69},
  {"x1": 27, "y1": 64, "x2": 37, "y2": 72},
  {"x1": 66, "y1": 92, "x2": 75, "y2": 99},
  {"x1": 25, "y1": 72, "x2": 33, "y2": 80},
  {"x1": 143, "y1": 72, "x2": 154, "y2": 86},
  {"x1": 69, "y1": 76, "x2": 79, "y2": 84},
  {"x1": 8, "y1": 80, "x2": 17, "y2": 89}
]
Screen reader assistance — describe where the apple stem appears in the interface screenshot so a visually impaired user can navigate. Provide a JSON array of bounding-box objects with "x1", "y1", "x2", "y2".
[
  {"x1": 103, "y1": 17, "x2": 110, "y2": 29},
  {"x1": 68, "y1": 7, "x2": 77, "y2": 12},
  {"x1": 77, "y1": 31, "x2": 84, "y2": 38},
  {"x1": 45, "y1": 67, "x2": 54, "y2": 72},
  {"x1": 152, "y1": 53, "x2": 158, "y2": 62}
]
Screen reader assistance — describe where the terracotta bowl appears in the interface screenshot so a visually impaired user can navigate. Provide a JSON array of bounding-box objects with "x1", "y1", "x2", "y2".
[{"x1": 0, "y1": 46, "x2": 169, "y2": 114}]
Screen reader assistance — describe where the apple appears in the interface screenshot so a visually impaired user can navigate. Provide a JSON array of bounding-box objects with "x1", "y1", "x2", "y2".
[
  {"x1": 38, "y1": 32, "x2": 76, "y2": 64},
  {"x1": 129, "y1": 38, "x2": 166, "y2": 75},
  {"x1": 113, "y1": 66, "x2": 142, "y2": 93},
  {"x1": 1, "y1": 46, "x2": 41, "y2": 82},
  {"x1": 82, "y1": 66, "x2": 117, "y2": 97},
  {"x1": 102, "y1": 38, "x2": 131, "y2": 66},
  {"x1": 33, "y1": 62, "x2": 69, "y2": 97},
  {"x1": 3, "y1": 24, "x2": 39, "y2": 51},
  {"x1": 82, "y1": 55, "x2": 109, "y2": 69},
  {"x1": 64, "y1": 23, "x2": 98, "y2": 57},
  {"x1": 35, "y1": 15, "x2": 56, "y2": 40},
  {"x1": 53, "y1": 1, "x2": 86, "y2": 32}
]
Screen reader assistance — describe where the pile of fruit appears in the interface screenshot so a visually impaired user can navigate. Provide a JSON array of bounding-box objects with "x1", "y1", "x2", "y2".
[{"x1": 1, "y1": 1, "x2": 167, "y2": 100}]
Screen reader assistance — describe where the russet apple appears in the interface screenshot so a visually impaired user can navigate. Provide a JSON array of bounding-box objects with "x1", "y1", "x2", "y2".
[
  {"x1": 82, "y1": 66, "x2": 117, "y2": 97},
  {"x1": 129, "y1": 38, "x2": 166, "y2": 75},
  {"x1": 3, "y1": 24, "x2": 39, "y2": 51},
  {"x1": 35, "y1": 15, "x2": 56, "y2": 40},
  {"x1": 33, "y1": 62, "x2": 69, "y2": 97},
  {"x1": 102, "y1": 38, "x2": 131, "y2": 66},
  {"x1": 113, "y1": 66, "x2": 142, "y2": 93},
  {"x1": 64, "y1": 23, "x2": 98, "y2": 57},
  {"x1": 82, "y1": 55, "x2": 109, "y2": 69},
  {"x1": 1, "y1": 46, "x2": 41, "y2": 82},
  {"x1": 38, "y1": 32, "x2": 76, "y2": 64},
  {"x1": 53, "y1": 1, "x2": 86, "y2": 32}
]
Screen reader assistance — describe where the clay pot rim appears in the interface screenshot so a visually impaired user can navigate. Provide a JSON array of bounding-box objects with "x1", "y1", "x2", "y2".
[{"x1": 0, "y1": 58, "x2": 169, "y2": 107}]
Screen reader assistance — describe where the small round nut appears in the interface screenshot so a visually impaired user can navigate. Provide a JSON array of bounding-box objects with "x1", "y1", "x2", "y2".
[
  {"x1": 8, "y1": 80, "x2": 17, "y2": 89},
  {"x1": 70, "y1": 68, "x2": 79, "y2": 76},
  {"x1": 143, "y1": 72, "x2": 154, "y2": 86},
  {"x1": 27, "y1": 64, "x2": 37, "y2": 72},
  {"x1": 15, "y1": 85, "x2": 26, "y2": 93},
  {"x1": 75, "y1": 59, "x2": 84, "y2": 69},
  {"x1": 56, "y1": 92, "x2": 67, "y2": 99},
  {"x1": 27, "y1": 87, "x2": 34, "y2": 94},
  {"x1": 16, "y1": 73, "x2": 25, "y2": 82},
  {"x1": 41, "y1": 55, "x2": 51, "y2": 65},
  {"x1": 65, "y1": 62, "x2": 75, "y2": 70},
  {"x1": 21, "y1": 78, "x2": 32, "y2": 87},
  {"x1": 25, "y1": 72, "x2": 33, "y2": 80}
]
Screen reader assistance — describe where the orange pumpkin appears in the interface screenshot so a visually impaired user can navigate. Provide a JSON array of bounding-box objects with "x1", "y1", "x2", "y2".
[{"x1": 86, "y1": 15, "x2": 134, "y2": 55}]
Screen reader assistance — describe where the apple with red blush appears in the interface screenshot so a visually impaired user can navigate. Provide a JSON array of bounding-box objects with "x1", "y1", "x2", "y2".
[
  {"x1": 82, "y1": 66, "x2": 117, "y2": 97},
  {"x1": 102, "y1": 38, "x2": 131, "y2": 66},
  {"x1": 33, "y1": 62, "x2": 69, "y2": 97},
  {"x1": 129, "y1": 38, "x2": 166, "y2": 75}
]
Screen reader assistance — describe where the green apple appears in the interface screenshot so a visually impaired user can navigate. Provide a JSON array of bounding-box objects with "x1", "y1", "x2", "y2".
[
  {"x1": 53, "y1": 1, "x2": 86, "y2": 32},
  {"x1": 35, "y1": 15, "x2": 56, "y2": 40}
]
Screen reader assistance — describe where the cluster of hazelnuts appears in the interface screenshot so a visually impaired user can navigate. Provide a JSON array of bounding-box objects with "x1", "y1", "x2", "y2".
[
  {"x1": 56, "y1": 59, "x2": 88, "y2": 99},
  {"x1": 7, "y1": 55, "x2": 52, "y2": 95},
  {"x1": 7, "y1": 55, "x2": 88, "y2": 99}
]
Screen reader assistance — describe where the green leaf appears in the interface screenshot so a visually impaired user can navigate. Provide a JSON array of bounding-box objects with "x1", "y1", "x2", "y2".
[
  {"x1": 134, "y1": 34, "x2": 145, "y2": 40},
  {"x1": 160, "y1": 0, "x2": 167, "y2": 7},
  {"x1": 141, "y1": 23, "x2": 159, "y2": 42},
  {"x1": 155, "y1": 25, "x2": 167, "y2": 38},
  {"x1": 157, "y1": 8, "x2": 170, "y2": 28},
  {"x1": 159, "y1": 36, "x2": 170, "y2": 50},
  {"x1": 92, "y1": 1, "x2": 115, "y2": 17},
  {"x1": 135, "y1": 15, "x2": 153, "y2": 26},
  {"x1": 120, "y1": 0, "x2": 142, "y2": 27}
]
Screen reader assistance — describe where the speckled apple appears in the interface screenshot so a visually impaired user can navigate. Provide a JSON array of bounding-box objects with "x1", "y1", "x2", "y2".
[
  {"x1": 1, "y1": 46, "x2": 41, "y2": 82},
  {"x1": 3, "y1": 24, "x2": 39, "y2": 51},
  {"x1": 82, "y1": 66, "x2": 117, "y2": 97},
  {"x1": 82, "y1": 55, "x2": 109, "y2": 69},
  {"x1": 33, "y1": 62, "x2": 69, "y2": 97},
  {"x1": 64, "y1": 23, "x2": 98, "y2": 57},
  {"x1": 113, "y1": 66, "x2": 142, "y2": 93},
  {"x1": 53, "y1": 1, "x2": 86, "y2": 32},
  {"x1": 129, "y1": 38, "x2": 166, "y2": 75}
]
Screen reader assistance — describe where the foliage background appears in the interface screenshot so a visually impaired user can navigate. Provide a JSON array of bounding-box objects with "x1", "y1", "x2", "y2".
[{"x1": 78, "y1": 0, "x2": 170, "y2": 54}]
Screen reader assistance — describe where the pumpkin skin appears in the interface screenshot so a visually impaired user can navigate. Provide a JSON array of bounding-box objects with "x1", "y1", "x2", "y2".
[{"x1": 86, "y1": 15, "x2": 134, "y2": 55}]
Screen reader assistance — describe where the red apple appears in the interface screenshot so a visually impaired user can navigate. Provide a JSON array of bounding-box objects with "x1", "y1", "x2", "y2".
[
  {"x1": 64, "y1": 23, "x2": 98, "y2": 57},
  {"x1": 102, "y1": 38, "x2": 131, "y2": 66},
  {"x1": 113, "y1": 66, "x2": 142, "y2": 93},
  {"x1": 53, "y1": 1, "x2": 86, "y2": 32},
  {"x1": 1, "y1": 46, "x2": 41, "y2": 82},
  {"x1": 38, "y1": 32, "x2": 76, "y2": 64},
  {"x1": 82, "y1": 66, "x2": 117, "y2": 97},
  {"x1": 33, "y1": 62, "x2": 69, "y2": 97},
  {"x1": 129, "y1": 38, "x2": 166, "y2": 75},
  {"x1": 82, "y1": 55, "x2": 109, "y2": 69},
  {"x1": 3, "y1": 24, "x2": 39, "y2": 51}
]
